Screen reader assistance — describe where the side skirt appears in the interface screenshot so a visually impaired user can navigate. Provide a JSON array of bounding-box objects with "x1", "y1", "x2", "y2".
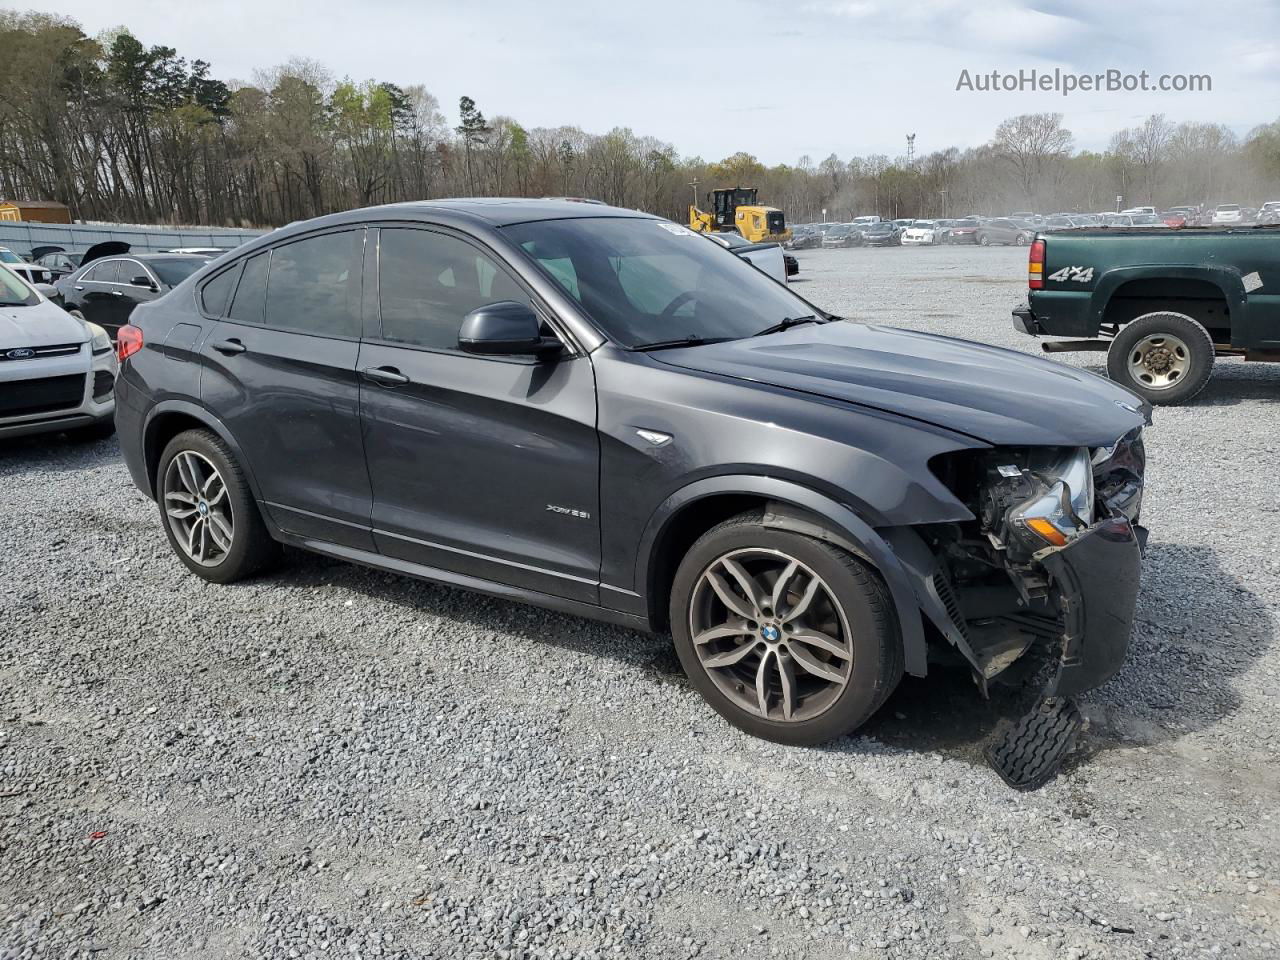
[{"x1": 275, "y1": 530, "x2": 654, "y2": 634}]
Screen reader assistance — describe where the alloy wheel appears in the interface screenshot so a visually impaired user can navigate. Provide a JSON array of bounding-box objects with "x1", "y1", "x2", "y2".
[
  {"x1": 163, "y1": 450, "x2": 234, "y2": 566},
  {"x1": 688, "y1": 548, "x2": 853, "y2": 723},
  {"x1": 1127, "y1": 332, "x2": 1190, "y2": 389}
]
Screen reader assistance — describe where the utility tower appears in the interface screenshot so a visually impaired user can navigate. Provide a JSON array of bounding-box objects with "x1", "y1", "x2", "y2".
[{"x1": 906, "y1": 133, "x2": 916, "y2": 166}]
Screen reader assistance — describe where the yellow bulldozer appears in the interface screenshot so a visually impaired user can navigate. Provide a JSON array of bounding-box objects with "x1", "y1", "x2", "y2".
[{"x1": 689, "y1": 187, "x2": 791, "y2": 245}]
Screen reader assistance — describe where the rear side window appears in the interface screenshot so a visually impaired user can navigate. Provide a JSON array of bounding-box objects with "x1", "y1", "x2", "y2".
[
  {"x1": 378, "y1": 228, "x2": 532, "y2": 350},
  {"x1": 228, "y1": 253, "x2": 268, "y2": 324},
  {"x1": 201, "y1": 266, "x2": 239, "y2": 317},
  {"x1": 264, "y1": 231, "x2": 363, "y2": 338}
]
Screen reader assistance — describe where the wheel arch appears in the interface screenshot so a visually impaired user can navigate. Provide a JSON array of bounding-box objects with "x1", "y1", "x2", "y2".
[
  {"x1": 638, "y1": 476, "x2": 931, "y2": 677},
  {"x1": 1090, "y1": 265, "x2": 1245, "y2": 337},
  {"x1": 141, "y1": 400, "x2": 262, "y2": 501}
]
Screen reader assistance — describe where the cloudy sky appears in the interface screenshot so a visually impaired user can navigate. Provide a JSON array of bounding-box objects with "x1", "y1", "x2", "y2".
[{"x1": 20, "y1": 0, "x2": 1280, "y2": 163}]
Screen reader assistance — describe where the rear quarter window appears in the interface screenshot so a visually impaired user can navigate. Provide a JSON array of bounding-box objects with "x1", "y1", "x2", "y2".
[
  {"x1": 228, "y1": 253, "x2": 268, "y2": 324},
  {"x1": 200, "y1": 266, "x2": 239, "y2": 317}
]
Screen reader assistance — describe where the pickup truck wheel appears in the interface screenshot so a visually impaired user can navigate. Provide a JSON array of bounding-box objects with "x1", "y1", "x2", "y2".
[
  {"x1": 1107, "y1": 312, "x2": 1214, "y2": 405},
  {"x1": 669, "y1": 512, "x2": 903, "y2": 746}
]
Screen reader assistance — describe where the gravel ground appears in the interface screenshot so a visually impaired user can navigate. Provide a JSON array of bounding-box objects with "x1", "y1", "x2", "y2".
[{"x1": 2, "y1": 245, "x2": 1277, "y2": 960}]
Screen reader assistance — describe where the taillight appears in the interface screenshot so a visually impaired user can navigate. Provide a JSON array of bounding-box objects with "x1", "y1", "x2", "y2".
[
  {"x1": 117, "y1": 324, "x2": 144, "y2": 363},
  {"x1": 1028, "y1": 239, "x2": 1045, "y2": 290}
]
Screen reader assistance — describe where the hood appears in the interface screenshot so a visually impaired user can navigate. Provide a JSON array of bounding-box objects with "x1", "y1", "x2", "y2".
[
  {"x1": 0, "y1": 299, "x2": 90, "y2": 348},
  {"x1": 654, "y1": 322, "x2": 1147, "y2": 447}
]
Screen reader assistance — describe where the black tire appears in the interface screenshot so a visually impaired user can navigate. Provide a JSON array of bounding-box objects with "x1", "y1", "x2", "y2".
[
  {"x1": 156, "y1": 428, "x2": 280, "y2": 583},
  {"x1": 1015, "y1": 233, "x2": 1029, "y2": 246},
  {"x1": 67, "y1": 417, "x2": 116, "y2": 443},
  {"x1": 1106, "y1": 311, "x2": 1214, "y2": 406},
  {"x1": 669, "y1": 512, "x2": 903, "y2": 746},
  {"x1": 978, "y1": 232, "x2": 991, "y2": 246}
]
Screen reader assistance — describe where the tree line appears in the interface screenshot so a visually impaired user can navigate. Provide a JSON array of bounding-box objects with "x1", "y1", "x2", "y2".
[{"x1": 3, "y1": 11, "x2": 1280, "y2": 229}]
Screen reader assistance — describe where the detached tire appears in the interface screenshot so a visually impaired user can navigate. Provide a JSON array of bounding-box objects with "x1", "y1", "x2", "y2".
[
  {"x1": 156, "y1": 428, "x2": 280, "y2": 583},
  {"x1": 669, "y1": 512, "x2": 903, "y2": 746},
  {"x1": 1106, "y1": 311, "x2": 1214, "y2": 405}
]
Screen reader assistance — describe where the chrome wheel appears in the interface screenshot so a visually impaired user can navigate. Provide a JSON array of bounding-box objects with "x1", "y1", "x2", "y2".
[
  {"x1": 688, "y1": 548, "x2": 853, "y2": 723},
  {"x1": 163, "y1": 450, "x2": 233, "y2": 567},
  {"x1": 1127, "y1": 332, "x2": 1190, "y2": 390}
]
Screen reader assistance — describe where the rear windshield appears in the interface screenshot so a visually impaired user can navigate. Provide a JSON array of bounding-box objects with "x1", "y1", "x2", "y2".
[
  {"x1": 149, "y1": 257, "x2": 209, "y2": 286},
  {"x1": 504, "y1": 217, "x2": 820, "y2": 348},
  {"x1": 0, "y1": 267, "x2": 38, "y2": 306}
]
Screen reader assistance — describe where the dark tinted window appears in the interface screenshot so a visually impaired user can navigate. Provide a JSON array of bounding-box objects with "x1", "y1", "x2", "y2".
[
  {"x1": 120, "y1": 260, "x2": 150, "y2": 285},
  {"x1": 150, "y1": 257, "x2": 209, "y2": 287},
  {"x1": 88, "y1": 260, "x2": 121, "y2": 283},
  {"x1": 264, "y1": 231, "x2": 362, "y2": 337},
  {"x1": 228, "y1": 253, "x2": 268, "y2": 324},
  {"x1": 201, "y1": 266, "x2": 239, "y2": 316},
  {"x1": 378, "y1": 228, "x2": 532, "y2": 350}
]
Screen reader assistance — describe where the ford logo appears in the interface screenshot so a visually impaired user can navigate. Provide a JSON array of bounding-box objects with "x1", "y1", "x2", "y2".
[{"x1": 5, "y1": 348, "x2": 35, "y2": 360}]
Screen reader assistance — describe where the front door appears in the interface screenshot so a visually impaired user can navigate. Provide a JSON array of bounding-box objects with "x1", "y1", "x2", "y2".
[
  {"x1": 199, "y1": 229, "x2": 374, "y2": 550},
  {"x1": 358, "y1": 225, "x2": 600, "y2": 603}
]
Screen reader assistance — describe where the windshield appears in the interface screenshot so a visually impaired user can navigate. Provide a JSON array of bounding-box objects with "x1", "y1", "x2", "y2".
[
  {"x1": 149, "y1": 257, "x2": 209, "y2": 286},
  {"x1": 0, "y1": 267, "x2": 39, "y2": 306},
  {"x1": 1217, "y1": 205, "x2": 1240, "y2": 212},
  {"x1": 0, "y1": 250, "x2": 22, "y2": 264},
  {"x1": 505, "y1": 217, "x2": 821, "y2": 347},
  {"x1": 912, "y1": 221, "x2": 935, "y2": 228}
]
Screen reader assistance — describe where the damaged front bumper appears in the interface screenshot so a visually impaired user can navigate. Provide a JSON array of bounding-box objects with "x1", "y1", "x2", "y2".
[{"x1": 1038, "y1": 514, "x2": 1145, "y2": 697}]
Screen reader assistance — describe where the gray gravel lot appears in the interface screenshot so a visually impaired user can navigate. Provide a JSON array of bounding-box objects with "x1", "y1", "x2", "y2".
[{"x1": 2, "y1": 246, "x2": 1278, "y2": 959}]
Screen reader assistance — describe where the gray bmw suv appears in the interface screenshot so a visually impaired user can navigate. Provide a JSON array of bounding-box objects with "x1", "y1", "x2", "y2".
[{"x1": 114, "y1": 199, "x2": 1149, "y2": 785}]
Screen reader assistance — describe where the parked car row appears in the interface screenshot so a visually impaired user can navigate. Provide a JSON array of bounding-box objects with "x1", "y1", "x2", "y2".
[{"x1": 789, "y1": 217, "x2": 1035, "y2": 248}]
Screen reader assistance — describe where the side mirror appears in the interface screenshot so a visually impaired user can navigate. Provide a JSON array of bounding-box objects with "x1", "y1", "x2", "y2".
[
  {"x1": 130, "y1": 275, "x2": 156, "y2": 289},
  {"x1": 458, "y1": 300, "x2": 560, "y2": 357},
  {"x1": 34, "y1": 282, "x2": 60, "y2": 301}
]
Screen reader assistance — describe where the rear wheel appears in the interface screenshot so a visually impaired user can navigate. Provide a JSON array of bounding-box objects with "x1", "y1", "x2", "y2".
[
  {"x1": 157, "y1": 429, "x2": 280, "y2": 583},
  {"x1": 670, "y1": 512, "x2": 903, "y2": 746},
  {"x1": 1106, "y1": 311, "x2": 1214, "y2": 405}
]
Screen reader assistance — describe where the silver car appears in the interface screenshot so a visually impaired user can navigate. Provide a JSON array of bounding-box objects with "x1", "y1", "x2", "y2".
[{"x1": 0, "y1": 264, "x2": 118, "y2": 440}]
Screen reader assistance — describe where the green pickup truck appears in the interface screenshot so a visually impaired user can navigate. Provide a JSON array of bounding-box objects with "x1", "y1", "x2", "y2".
[{"x1": 1013, "y1": 228, "x2": 1280, "y2": 404}]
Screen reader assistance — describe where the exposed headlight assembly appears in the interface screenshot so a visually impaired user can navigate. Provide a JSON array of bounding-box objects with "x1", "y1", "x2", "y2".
[{"x1": 1008, "y1": 447, "x2": 1093, "y2": 548}]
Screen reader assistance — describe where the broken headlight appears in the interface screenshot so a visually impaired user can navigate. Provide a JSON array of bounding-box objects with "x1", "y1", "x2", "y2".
[{"x1": 1009, "y1": 447, "x2": 1093, "y2": 548}]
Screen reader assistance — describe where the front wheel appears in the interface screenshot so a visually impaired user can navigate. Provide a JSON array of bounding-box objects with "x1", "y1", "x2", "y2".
[
  {"x1": 669, "y1": 513, "x2": 903, "y2": 746},
  {"x1": 978, "y1": 233, "x2": 992, "y2": 246},
  {"x1": 156, "y1": 429, "x2": 280, "y2": 583},
  {"x1": 1106, "y1": 312, "x2": 1215, "y2": 405}
]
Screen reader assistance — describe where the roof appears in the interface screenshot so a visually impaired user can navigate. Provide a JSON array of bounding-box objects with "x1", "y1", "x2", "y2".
[
  {"x1": 371, "y1": 197, "x2": 653, "y2": 227},
  {"x1": 0, "y1": 200, "x2": 71, "y2": 210}
]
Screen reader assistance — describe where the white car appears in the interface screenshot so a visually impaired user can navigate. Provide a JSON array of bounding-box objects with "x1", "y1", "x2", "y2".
[
  {"x1": 703, "y1": 231, "x2": 789, "y2": 283},
  {"x1": 1119, "y1": 206, "x2": 1156, "y2": 216},
  {"x1": 899, "y1": 220, "x2": 942, "y2": 245},
  {"x1": 0, "y1": 264, "x2": 118, "y2": 440},
  {"x1": 1212, "y1": 204, "x2": 1244, "y2": 224},
  {"x1": 0, "y1": 247, "x2": 54, "y2": 286}
]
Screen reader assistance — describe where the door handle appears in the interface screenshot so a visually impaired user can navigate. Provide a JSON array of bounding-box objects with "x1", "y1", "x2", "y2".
[
  {"x1": 74, "y1": 285, "x2": 84, "y2": 291},
  {"x1": 361, "y1": 366, "x2": 410, "y2": 386},
  {"x1": 110, "y1": 289, "x2": 123, "y2": 297},
  {"x1": 211, "y1": 338, "x2": 247, "y2": 355}
]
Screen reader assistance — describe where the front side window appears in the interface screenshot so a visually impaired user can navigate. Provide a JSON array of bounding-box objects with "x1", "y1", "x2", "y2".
[
  {"x1": 377, "y1": 228, "x2": 533, "y2": 351},
  {"x1": 504, "y1": 218, "x2": 819, "y2": 348},
  {"x1": 264, "y1": 231, "x2": 363, "y2": 337}
]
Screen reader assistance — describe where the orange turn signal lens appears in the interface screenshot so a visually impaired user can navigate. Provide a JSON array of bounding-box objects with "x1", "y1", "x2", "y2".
[{"x1": 1023, "y1": 517, "x2": 1068, "y2": 546}]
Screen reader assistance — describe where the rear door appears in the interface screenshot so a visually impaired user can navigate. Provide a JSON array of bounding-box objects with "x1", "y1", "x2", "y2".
[
  {"x1": 199, "y1": 229, "x2": 374, "y2": 550},
  {"x1": 358, "y1": 224, "x2": 601, "y2": 602},
  {"x1": 76, "y1": 260, "x2": 121, "y2": 331}
]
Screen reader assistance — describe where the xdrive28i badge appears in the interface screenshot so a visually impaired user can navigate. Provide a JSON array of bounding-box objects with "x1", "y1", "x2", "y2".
[{"x1": 5, "y1": 348, "x2": 35, "y2": 360}]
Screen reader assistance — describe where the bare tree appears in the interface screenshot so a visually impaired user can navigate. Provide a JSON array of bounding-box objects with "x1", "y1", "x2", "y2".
[{"x1": 992, "y1": 113, "x2": 1073, "y2": 207}]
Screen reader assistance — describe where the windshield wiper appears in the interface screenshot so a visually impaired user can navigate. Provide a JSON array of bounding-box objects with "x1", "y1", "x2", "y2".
[
  {"x1": 631, "y1": 335, "x2": 731, "y2": 352},
  {"x1": 752, "y1": 315, "x2": 822, "y2": 337}
]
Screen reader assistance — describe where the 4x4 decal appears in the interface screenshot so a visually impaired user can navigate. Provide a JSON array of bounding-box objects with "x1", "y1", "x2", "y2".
[{"x1": 1047, "y1": 265, "x2": 1094, "y2": 283}]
